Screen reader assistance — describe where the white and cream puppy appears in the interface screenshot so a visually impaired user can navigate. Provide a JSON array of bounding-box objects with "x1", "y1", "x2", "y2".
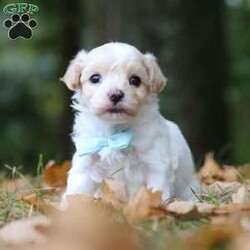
[{"x1": 61, "y1": 42, "x2": 199, "y2": 204}]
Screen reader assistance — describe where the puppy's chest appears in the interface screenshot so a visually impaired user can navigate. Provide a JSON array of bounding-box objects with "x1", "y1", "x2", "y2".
[{"x1": 97, "y1": 147, "x2": 145, "y2": 178}]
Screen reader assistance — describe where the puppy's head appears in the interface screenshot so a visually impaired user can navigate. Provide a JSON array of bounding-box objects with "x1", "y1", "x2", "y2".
[{"x1": 61, "y1": 42, "x2": 166, "y2": 123}]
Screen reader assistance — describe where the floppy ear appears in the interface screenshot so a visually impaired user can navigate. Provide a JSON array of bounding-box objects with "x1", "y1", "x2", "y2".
[
  {"x1": 144, "y1": 53, "x2": 167, "y2": 93},
  {"x1": 60, "y1": 50, "x2": 87, "y2": 91}
]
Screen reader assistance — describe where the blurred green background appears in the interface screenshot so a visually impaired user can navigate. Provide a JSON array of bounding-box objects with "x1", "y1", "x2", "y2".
[{"x1": 0, "y1": 0, "x2": 249, "y2": 171}]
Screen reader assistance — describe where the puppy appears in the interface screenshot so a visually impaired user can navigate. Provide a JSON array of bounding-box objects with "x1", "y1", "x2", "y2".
[{"x1": 61, "y1": 42, "x2": 199, "y2": 205}]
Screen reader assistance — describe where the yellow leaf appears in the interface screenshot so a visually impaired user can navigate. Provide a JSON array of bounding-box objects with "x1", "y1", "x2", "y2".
[
  {"x1": 198, "y1": 154, "x2": 239, "y2": 185},
  {"x1": 43, "y1": 160, "x2": 71, "y2": 188},
  {"x1": 167, "y1": 201, "x2": 205, "y2": 220},
  {"x1": 238, "y1": 164, "x2": 250, "y2": 179},
  {"x1": 101, "y1": 179, "x2": 128, "y2": 210},
  {"x1": 0, "y1": 216, "x2": 50, "y2": 246},
  {"x1": 21, "y1": 192, "x2": 59, "y2": 213},
  {"x1": 198, "y1": 153, "x2": 224, "y2": 185},
  {"x1": 124, "y1": 187, "x2": 166, "y2": 223},
  {"x1": 232, "y1": 186, "x2": 250, "y2": 204}
]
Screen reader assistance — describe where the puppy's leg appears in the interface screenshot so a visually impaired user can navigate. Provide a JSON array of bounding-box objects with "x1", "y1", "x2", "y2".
[
  {"x1": 146, "y1": 168, "x2": 174, "y2": 201},
  {"x1": 61, "y1": 154, "x2": 98, "y2": 208},
  {"x1": 166, "y1": 120, "x2": 201, "y2": 200},
  {"x1": 171, "y1": 137, "x2": 201, "y2": 200},
  {"x1": 174, "y1": 165, "x2": 200, "y2": 201}
]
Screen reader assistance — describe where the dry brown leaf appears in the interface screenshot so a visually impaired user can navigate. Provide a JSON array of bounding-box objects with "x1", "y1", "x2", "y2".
[
  {"x1": 166, "y1": 200, "x2": 250, "y2": 219},
  {"x1": 167, "y1": 201, "x2": 207, "y2": 220},
  {"x1": 101, "y1": 179, "x2": 128, "y2": 209},
  {"x1": 238, "y1": 164, "x2": 250, "y2": 179},
  {"x1": 196, "y1": 202, "x2": 216, "y2": 214},
  {"x1": 66, "y1": 193, "x2": 95, "y2": 205},
  {"x1": 0, "y1": 216, "x2": 50, "y2": 246},
  {"x1": 239, "y1": 215, "x2": 250, "y2": 231},
  {"x1": 213, "y1": 204, "x2": 240, "y2": 216},
  {"x1": 198, "y1": 153, "x2": 224, "y2": 185},
  {"x1": 167, "y1": 199, "x2": 250, "y2": 219},
  {"x1": 21, "y1": 192, "x2": 59, "y2": 213},
  {"x1": 0, "y1": 194, "x2": 142, "y2": 249},
  {"x1": 223, "y1": 166, "x2": 239, "y2": 182},
  {"x1": 211, "y1": 203, "x2": 250, "y2": 217},
  {"x1": 207, "y1": 214, "x2": 250, "y2": 249},
  {"x1": 232, "y1": 186, "x2": 250, "y2": 204},
  {"x1": 42, "y1": 160, "x2": 71, "y2": 188},
  {"x1": 234, "y1": 232, "x2": 250, "y2": 250},
  {"x1": 124, "y1": 187, "x2": 166, "y2": 223},
  {"x1": 50, "y1": 195, "x2": 142, "y2": 250},
  {"x1": 187, "y1": 223, "x2": 241, "y2": 250},
  {"x1": 198, "y1": 153, "x2": 239, "y2": 185},
  {"x1": 0, "y1": 176, "x2": 31, "y2": 192},
  {"x1": 167, "y1": 201, "x2": 196, "y2": 214}
]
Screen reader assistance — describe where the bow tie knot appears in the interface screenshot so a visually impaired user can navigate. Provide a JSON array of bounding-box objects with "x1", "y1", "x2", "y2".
[{"x1": 76, "y1": 130, "x2": 133, "y2": 156}]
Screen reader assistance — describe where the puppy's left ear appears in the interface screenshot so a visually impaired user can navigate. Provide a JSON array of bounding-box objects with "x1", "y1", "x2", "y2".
[
  {"x1": 60, "y1": 50, "x2": 87, "y2": 91},
  {"x1": 144, "y1": 53, "x2": 167, "y2": 93}
]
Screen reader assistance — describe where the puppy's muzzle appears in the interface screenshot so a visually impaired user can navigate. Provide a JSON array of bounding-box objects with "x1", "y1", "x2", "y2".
[{"x1": 108, "y1": 89, "x2": 124, "y2": 105}]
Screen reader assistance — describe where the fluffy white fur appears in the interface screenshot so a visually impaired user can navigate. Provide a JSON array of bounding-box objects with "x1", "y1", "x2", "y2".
[{"x1": 61, "y1": 42, "x2": 199, "y2": 204}]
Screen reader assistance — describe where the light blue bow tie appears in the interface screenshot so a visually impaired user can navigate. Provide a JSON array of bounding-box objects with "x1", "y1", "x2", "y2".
[{"x1": 76, "y1": 130, "x2": 133, "y2": 156}]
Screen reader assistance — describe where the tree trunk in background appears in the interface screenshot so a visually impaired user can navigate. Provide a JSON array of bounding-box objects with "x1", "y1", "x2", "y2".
[
  {"x1": 89, "y1": 0, "x2": 229, "y2": 164},
  {"x1": 59, "y1": 0, "x2": 82, "y2": 159},
  {"x1": 137, "y1": 0, "x2": 230, "y2": 163},
  {"x1": 162, "y1": 0, "x2": 229, "y2": 163}
]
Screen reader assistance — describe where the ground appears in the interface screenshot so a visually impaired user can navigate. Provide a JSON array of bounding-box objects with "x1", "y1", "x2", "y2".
[{"x1": 0, "y1": 154, "x2": 250, "y2": 250}]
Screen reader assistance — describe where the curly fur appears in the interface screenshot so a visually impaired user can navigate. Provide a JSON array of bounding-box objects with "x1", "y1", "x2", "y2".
[{"x1": 61, "y1": 42, "x2": 199, "y2": 205}]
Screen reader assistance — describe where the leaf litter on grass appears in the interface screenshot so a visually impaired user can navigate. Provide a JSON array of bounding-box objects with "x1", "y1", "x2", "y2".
[{"x1": 0, "y1": 156, "x2": 250, "y2": 249}]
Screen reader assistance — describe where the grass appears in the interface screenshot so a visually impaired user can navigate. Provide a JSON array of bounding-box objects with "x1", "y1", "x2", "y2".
[
  {"x1": 0, "y1": 161, "x2": 48, "y2": 227},
  {"x1": 0, "y1": 190, "x2": 32, "y2": 226}
]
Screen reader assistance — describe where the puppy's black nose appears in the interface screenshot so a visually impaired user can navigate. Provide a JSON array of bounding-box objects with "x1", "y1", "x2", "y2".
[{"x1": 109, "y1": 90, "x2": 124, "y2": 104}]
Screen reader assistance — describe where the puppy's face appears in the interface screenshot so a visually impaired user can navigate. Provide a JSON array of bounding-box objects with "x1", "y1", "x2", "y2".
[{"x1": 61, "y1": 43, "x2": 166, "y2": 123}]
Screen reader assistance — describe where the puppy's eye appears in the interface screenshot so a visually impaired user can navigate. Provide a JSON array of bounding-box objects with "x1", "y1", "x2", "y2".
[
  {"x1": 89, "y1": 74, "x2": 101, "y2": 84},
  {"x1": 129, "y1": 75, "x2": 141, "y2": 87}
]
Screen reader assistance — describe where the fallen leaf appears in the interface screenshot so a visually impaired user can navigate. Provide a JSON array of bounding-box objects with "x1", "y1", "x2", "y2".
[
  {"x1": 66, "y1": 193, "x2": 95, "y2": 205},
  {"x1": 198, "y1": 154, "x2": 239, "y2": 185},
  {"x1": 167, "y1": 201, "x2": 206, "y2": 220},
  {"x1": 124, "y1": 187, "x2": 166, "y2": 223},
  {"x1": 198, "y1": 153, "x2": 224, "y2": 185},
  {"x1": 51, "y1": 195, "x2": 142, "y2": 250},
  {"x1": 186, "y1": 223, "x2": 240, "y2": 250},
  {"x1": 21, "y1": 192, "x2": 59, "y2": 213},
  {"x1": 0, "y1": 216, "x2": 50, "y2": 246},
  {"x1": 223, "y1": 166, "x2": 239, "y2": 182},
  {"x1": 101, "y1": 179, "x2": 128, "y2": 209},
  {"x1": 196, "y1": 202, "x2": 216, "y2": 214},
  {"x1": 234, "y1": 233, "x2": 250, "y2": 250},
  {"x1": 167, "y1": 199, "x2": 250, "y2": 219},
  {"x1": 43, "y1": 160, "x2": 71, "y2": 188},
  {"x1": 208, "y1": 214, "x2": 250, "y2": 249},
  {"x1": 232, "y1": 186, "x2": 250, "y2": 204},
  {"x1": 211, "y1": 203, "x2": 250, "y2": 216},
  {"x1": 0, "y1": 176, "x2": 32, "y2": 192},
  {"x1": 239, "y1": 215, "x2": 250, "y2": 231},
  {"x1": 238, "y1": 164, "x2": 250, "y2": 179}
]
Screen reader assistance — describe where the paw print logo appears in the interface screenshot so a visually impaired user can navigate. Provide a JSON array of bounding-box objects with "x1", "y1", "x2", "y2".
[{"x1": 3, "y1": 13, "x2": 37, "y2": 40}]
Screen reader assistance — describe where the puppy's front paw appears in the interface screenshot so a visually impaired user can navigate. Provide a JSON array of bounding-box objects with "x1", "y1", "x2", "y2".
[
  {"x1": 60, "y1": 194, "x2": 68, "y2": 210},
  {"x1": 63, "y1": 172, "x2": 97, "y2": 204}
]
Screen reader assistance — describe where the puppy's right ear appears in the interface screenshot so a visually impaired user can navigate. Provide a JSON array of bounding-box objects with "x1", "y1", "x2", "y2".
[{"x1": 60, "y1": 50, "x2": 87, "y2": 91}]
